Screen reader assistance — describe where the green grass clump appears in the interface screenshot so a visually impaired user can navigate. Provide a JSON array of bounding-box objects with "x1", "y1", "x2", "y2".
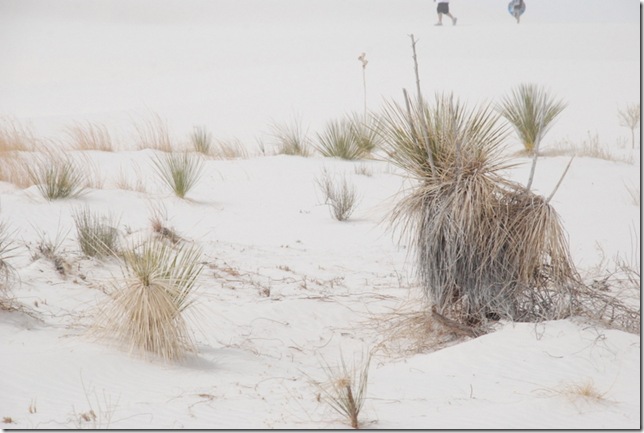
[
  {"x1": 72, "y1": 207, "x2": 119, "y2": 258},
  {"x1": 152, "y1": 152, "x2": 204, "y2": 199},
  {"x1": 28, "y1": 154, "x2": 87, "y2": 200}
]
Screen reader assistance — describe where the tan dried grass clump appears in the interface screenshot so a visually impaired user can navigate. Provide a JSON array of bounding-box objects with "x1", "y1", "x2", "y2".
[
  {"x1": 92, "y1": 239, "x2": 203, "y2": 361},
  {"x1": 379, "y1": 93, "x2": 580, "y2": 326},
  {"x1": 317, "y1": 352, "x2": 371, "y2": 429},
  {"x1": 65, "y1": 122, "x2": 115, "y2": 152},
  {"x1": 134, "y1": 113, "x2": 173, "y2": 152},
  {"x1": 0, "y1": 116, "x2": 36, "y2": 152}
]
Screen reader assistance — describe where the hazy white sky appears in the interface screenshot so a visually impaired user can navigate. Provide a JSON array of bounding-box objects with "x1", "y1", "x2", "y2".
[{"x1": 0, "y1": 0, "x2": 640, "y2": 25}]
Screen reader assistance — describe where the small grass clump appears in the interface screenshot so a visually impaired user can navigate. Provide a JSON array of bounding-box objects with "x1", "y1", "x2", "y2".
[
  {"x1": 0, "y1": 116, "x2": 36, "y2": 152},
  {"x1": 271, "y1": 118, "x2": 312, "y2": 156},
  {"x1": 92, "y1": 239, "x2": 203, "y2": 361},
  {"x1": 316, "y1": 169, "x2": 359, "y2": 221},
  {"x1": 72, "y1": 207, "x2": 119, "y2": 258},
  {"x1": 317, "y1": 352, "x2": 371, "y2": 429},
  {"x1": 152, "y1": 152, "x2": 204, "y2": 199},
  {"x1": 134, "y1": 113, "x2": 173, "y2": 152},
  {"x1": 28, "y1": 154, "x2": 87, "y2": 200},
  {"x1": 190, "y1": 126, "x2": 213, "y2": 155},
  {"x1": 65, "y1": 122, "x2": 115, "y2": 152},
  {"x1": 497, "y1": 83, "x2": 567, "y2": 154}
]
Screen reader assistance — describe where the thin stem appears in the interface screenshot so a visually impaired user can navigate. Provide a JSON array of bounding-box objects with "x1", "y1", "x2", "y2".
[{"x1": 546, "y1": 156, "x2": 574, "y2": 203}]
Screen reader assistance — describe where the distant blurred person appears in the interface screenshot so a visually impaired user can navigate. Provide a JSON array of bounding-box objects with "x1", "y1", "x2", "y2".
[
  {"x1": 509, "y1": 0, "x2": 526, "y2": 23},
  {"x1": 434, "y1": 0, "x2": 457, "y2": 26}
]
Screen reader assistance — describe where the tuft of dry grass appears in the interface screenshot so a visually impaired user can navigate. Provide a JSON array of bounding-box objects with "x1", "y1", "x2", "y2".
[
  {"x1": 315, "y1": 168, "x2": 359, "y2": 221},
  {"x1": 540, "y1": 379, "x2": 610, "y2": 404},
  {"x1": 211, "y1": 138, "x2": 249, "y2": 160},
  {"x1": 0, "y1": 116, "x2": 36, "y2": 152},
  {"x1": 65, "y1": 122, "x2": 115, "y2": 152},
  {"x1": 134, "y1": 113, "x2": 173, "y2": 152},
  {"x1": 317, "y1": 352, "x2": 371, "y2": 429},
  {"x1": 92, "y1": 238, "x2": 203, "y2": 361},
  {"x1": 0, "y1": 153, "x2": 32, "y2": 188},
  {"x1": 270, "y1": 118, "x2": 312, "y2": 157}
]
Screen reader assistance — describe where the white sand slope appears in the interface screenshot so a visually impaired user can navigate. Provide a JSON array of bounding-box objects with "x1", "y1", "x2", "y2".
[{"x1": 0, "y1": 0, "x2": 640, "y2": 429}]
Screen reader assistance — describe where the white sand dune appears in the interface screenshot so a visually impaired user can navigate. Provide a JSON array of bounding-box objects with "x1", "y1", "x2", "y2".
[{"x1": 0, "y1": 0, "x2": 640, "y2": 429}]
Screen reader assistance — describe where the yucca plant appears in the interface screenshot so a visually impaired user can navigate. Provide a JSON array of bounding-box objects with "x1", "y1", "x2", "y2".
[
  {"x1": 497, "y1": 83, "x2": 567, "y2": 154},
  {"x1": 93, "y1": 239, "x2": 203, "y2": 361},
  {"x1": 152, "y1": 152, "x2": 204, "y2": 199},
  {"x1": 28, "y1": 154, "x2": 87, "y2": 200},
  {"x1": 315, "y1": 118, "x2": 366, "y2": 160},
  {"x1": 379, "y1": 93, "x2": 579, "y2": 325},
  {"x1": 72, "y1": 207, "x2": 119, "y2": 258}
]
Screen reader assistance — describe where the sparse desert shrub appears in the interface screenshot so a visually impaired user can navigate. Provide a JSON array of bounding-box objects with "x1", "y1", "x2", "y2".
[
  {"x1": 271, "y1": 118, "x2": 312, "y2": 156},
  {"x1": 72, "y1": 207, "x2": 119, "y2": 258},
  {"x1": 190, "y1": 126, "x2": 212, "y2": 155},
  {"x1": 317, "y1": 352, "x2": 371, "y2": 429},
  {"x1": 65, "y1": 122, "x2": 115, "y2": 152},
  {"x1": 316, "y1": 169, "x2": 359, "y2": 221},
  {"x1": 498, "y1": 83, "x2": 567, "y2": 154},
  {"x1": 152, "y1": 151, "x2": 204, "y2": 199},
  {"x1": 27, "y1": 153, "x2": 87, "y2": 200},
  {"x1": 315, "y1": 118, "x2": 367, "y2": 160},
  {"x1": 134, "y1": 113, "x2": 173, "y2": 152},
  {"x1": 618, "y1": 103, "x2": 640, "y2": 149},
  {"x1": 92, "y1": 238, "x2": 203, "y2": 361},
  {"x1": 379, "y1": 93, "x2": 579, "y2": 326}
]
